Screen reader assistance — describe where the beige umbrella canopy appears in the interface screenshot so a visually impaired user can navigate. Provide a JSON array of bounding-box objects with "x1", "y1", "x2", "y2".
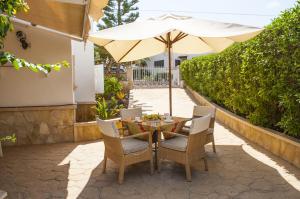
[{"x1": 89, "y1": 14, "x2": 263, "y2": 115}]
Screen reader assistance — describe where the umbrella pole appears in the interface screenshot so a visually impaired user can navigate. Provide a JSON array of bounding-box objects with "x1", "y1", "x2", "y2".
[{"x1": 167, "y1": 32, "x2": 172, "y2": 115}]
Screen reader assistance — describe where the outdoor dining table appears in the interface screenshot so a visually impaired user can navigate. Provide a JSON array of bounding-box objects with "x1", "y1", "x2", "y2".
[{"x1": 122, "y1": 116, "x2": 190, "y2": 169}]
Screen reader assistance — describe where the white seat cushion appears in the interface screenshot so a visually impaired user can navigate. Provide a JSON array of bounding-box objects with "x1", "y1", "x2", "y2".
[
  {"x1": 161, "y1": 136, "x2": 188, "y2": 152},
  {"x1": 121, "y1": 138, "x2": 149, "y2": 154}
]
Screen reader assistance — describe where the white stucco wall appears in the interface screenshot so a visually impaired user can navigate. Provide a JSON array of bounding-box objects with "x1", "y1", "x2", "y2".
[
  {"x1": 95, "y1": 64, "x2": 104, "y2": 94},
  {"x1": 72, "y1": 40, "x2": 96, "y2": 103},
  {"x1": 0, "y1": 23, "x2": 74, "y2": 107}
]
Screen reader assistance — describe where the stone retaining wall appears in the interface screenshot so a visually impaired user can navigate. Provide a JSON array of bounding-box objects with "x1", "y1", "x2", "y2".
[
  {"x1": 186, "y1": 86, "x2": 300, "y2": 168},
  {"x1": 0, "y1": 105, "x2": 75, "y2": 145}
]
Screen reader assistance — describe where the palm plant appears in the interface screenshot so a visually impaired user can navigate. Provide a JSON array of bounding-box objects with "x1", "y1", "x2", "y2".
[{"x1": 94, "y1": 97, "x2": 124, "y2": 119}]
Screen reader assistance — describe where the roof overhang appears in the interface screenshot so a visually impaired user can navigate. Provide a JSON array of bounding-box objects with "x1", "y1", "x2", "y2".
[{"x1": 15, "y1": 0, "x2": 108, "y2": 40}]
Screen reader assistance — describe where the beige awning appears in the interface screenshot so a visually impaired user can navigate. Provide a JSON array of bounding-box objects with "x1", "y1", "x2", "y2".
[{"x1": 16, "y1": 0, "x2": 108, "y2": 39}]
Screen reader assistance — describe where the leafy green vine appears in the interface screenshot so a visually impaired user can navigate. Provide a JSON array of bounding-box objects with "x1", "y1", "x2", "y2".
[{"x1": 0, "y1": 0, "x2": 69, "y2": 74}]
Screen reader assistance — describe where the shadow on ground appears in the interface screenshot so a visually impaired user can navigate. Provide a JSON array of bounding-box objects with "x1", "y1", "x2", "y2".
[{"x1": 78, "y1": 143, "x2": 300, "y2": 199}]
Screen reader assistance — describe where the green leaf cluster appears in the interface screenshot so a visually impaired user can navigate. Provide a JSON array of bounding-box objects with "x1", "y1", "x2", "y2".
[
  {"x1": 0, "y1": 0, "x2": 28, "y2": 48},
  {"x1": 94, "y1": 96, "x2": 124, "y2": 119},
  {"x1": 180, "y1": 1, "x2": 300, "y2": 138},
  {"x1": 104, "y1": 76, "x2": 123, "y2": 98},
  {"x1": 0, "y1": 133, "x2": 16, "y2": 142},
  {"x1": 0, "y1": 51, "x2": 69, "y2": 74},
  {"x1": 95, "y1": 77, "x2": 125, "y2": 119}
]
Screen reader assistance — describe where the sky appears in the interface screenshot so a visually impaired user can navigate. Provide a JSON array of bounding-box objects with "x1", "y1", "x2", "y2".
[{"x1": 135, "y1": 0, "x2": 297, "y2": 27}]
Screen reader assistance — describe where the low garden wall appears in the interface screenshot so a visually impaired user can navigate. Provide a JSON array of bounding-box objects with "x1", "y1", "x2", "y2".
[
  {"x1": 186, "y1": 86, "x2": 300, "y2": 169},
  {"x1": 74, "y1": 121, "x2": 102, "y2": 142},
  {"x1": 0, "y1": 105, "x2": 75, "y2": 145},
  {"x1": 74, "y1": 118, "x2": 123, "y2": 142},
  {"x1": 76, "y1": 102, "x2": 96, "y2": 122}
]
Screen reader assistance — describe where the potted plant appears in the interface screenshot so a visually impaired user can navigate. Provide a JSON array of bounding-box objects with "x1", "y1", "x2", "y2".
[{"x1": 94, "y1": 97, "x2": 124, "y2": 120}]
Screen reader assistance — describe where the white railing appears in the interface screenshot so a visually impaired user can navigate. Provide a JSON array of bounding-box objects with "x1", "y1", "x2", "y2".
[{"x1": 133, "y1": 66, "x2": 180, "y2": 88}]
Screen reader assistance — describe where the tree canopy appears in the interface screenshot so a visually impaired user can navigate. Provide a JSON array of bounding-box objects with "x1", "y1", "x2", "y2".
[
  {"x1": 98, "y1": 0, "x2": 139, "y2": 29},
  {"x1": 95, "y1": 0, "x2": 139, "y2": 67}
]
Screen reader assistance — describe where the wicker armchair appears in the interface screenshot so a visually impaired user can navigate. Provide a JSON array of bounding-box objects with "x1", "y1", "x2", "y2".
[
  {"x1": 182, "y1": 106, "x2": 216, "y2": 152},
  {"x1": 97, "y1": 118, "x2": 153, "y2": 184},
  {"x1": 158, "y1": 115, "x2": 211, "y2": 181}
]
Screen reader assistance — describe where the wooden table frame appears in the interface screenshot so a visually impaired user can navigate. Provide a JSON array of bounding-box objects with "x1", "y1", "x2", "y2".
[{"x1": 122, "y1": 117, "x2": 190, "y2": 169}]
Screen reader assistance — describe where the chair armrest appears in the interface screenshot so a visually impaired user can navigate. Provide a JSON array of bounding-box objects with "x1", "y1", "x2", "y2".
[
  {"x1": 118, "y1": 127, "x2": 127, "y2": 130},
  {"x1": 118, "y1": 126, "x2": 128, "y2": 136},
  {"x1": 183, "y1": 118, "x2": 192, "y2": 128},
  {"x1": 163, "y1": 131, "x2": 188, "y2": 138},
  {"x1": 106, "y1": 117, "x2": 121, "y2": 122}
]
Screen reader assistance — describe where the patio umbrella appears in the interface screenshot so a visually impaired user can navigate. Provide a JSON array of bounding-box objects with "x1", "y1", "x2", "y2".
[{"x1": 89, "y1": 14, "x2": 263, "y2": 115}]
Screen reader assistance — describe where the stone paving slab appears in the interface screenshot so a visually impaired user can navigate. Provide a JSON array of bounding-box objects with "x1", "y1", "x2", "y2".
[{"x1": 0, "y1": 88, "x2": 299, "y2": 199}]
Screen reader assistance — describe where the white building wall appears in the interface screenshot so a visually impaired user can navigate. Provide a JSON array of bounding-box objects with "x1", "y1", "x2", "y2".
[
  {"x1": 72, "y1": 40, "x2": 96, "y2": 103},
  {"x1": 142, "y1": 53, "x2": 201, "y2": 86},
  {"x1": 145, "y1": 52, "x2": 200, "y2": 68},
  {"x1": 95, "y1": 64, "x2": 104, "y2": 94},
  {"x1": 0, "y1": 23, "x2": 74, "y2": 107}
]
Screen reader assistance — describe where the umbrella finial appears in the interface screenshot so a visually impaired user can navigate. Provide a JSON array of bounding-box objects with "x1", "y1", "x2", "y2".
[{"x1": 149, "y1": 13, "x2": 192, "y2": 21}]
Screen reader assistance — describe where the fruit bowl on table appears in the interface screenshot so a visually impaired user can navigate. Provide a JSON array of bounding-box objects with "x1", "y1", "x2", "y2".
[{"x1": 142, "y1": 114, "x2": 162, "y2": 122}]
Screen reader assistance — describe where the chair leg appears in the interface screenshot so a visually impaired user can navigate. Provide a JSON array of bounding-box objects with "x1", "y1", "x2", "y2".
[
  {"x1": 212, "y1": 137, "x2": 216, "y2": 153},
  {"x1": 0, "y1": 141, "x2": 3, "y2": 157},
  {"x1": 157, "y1": 151, "x2": 161, "y2": 173},
  {"x1": 157, "y1": 159, "x2": 161, "y2": 173},
  {"x1": 102, "y1": 153, "x2": 107, "y2": 174},
  {"x1": 185, "y1": 162, "x2": 192, "y2": 182},
  {"x1": 118, "y1": 160, "x2": 125, "y2": 184},
  {"x1": 150, "y1": 158, "x2": 154, "y2": 175},
  {"x1": 149, "y1": 150, "x2": 154, "y2": 175},
  {"x1": 203, "y1": 157, "x2": 208, "y2": 171}
]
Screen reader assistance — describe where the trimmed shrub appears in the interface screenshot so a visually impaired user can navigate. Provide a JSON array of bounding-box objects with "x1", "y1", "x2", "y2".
[{"x1": 180, "y1": 2, "x2": 300, "y2": 138}]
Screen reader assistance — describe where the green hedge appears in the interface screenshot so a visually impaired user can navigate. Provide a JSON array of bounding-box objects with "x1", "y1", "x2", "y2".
[{"x1": 180, "y1": 2, "x2": 300, "y2": 138}]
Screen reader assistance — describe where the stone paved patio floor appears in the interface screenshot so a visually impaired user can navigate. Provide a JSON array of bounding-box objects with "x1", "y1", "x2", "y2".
[{"x1": 0, "y1": 88, "x2": 299, "y2": 199}]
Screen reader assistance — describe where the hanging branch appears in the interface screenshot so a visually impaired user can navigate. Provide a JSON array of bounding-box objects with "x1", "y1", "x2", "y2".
[
  {"x1": 0, "y1": 0, "x2": 69, "y2": 74},
  {"x1": 0, "y1": 51, "x2": 69, "y2": 74}
]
